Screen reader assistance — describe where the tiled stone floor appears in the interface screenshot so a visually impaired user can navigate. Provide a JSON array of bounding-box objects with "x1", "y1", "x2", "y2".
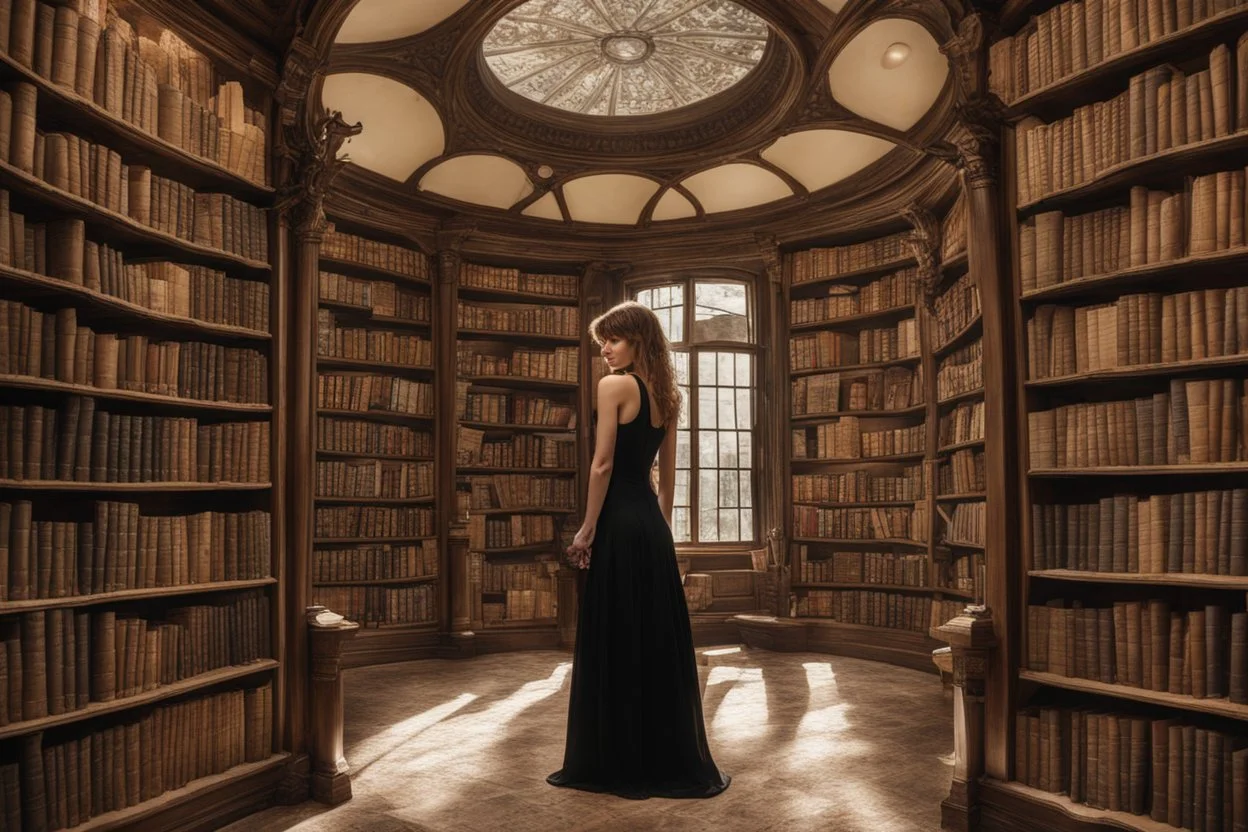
[{"x1": 228, "y1": 646, "x2": 954, "y2": 832}]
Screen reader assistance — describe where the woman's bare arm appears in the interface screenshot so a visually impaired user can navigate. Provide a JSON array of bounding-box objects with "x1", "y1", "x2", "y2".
[
  {"x1": 656, "y1": 422, "x2": 677, "y2": 529},
  {"x1": 579, "y1": 374, "x2": 628, "y2": 533}
]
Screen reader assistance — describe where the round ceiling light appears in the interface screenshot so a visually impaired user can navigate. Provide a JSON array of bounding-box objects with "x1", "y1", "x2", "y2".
[
  {"x1": 481, "y1": 0, "x2": 770, "y2": 117},
  {"x1": 880, "y1": 41, "x2": 911, "y2": 69},
  {"x1": 536, "y1": 164, "x2": 555, "y2": 179}
]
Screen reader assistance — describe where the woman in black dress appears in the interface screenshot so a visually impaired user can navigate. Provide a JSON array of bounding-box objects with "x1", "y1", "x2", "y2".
[{"x1": 546, "y1": 301, "x2": 731, "y2": 800}]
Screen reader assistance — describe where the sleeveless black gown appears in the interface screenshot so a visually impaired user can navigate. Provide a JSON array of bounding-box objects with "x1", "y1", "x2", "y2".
[{"x1": 547, "y1": 373, "x2": 731, "y2": 800}]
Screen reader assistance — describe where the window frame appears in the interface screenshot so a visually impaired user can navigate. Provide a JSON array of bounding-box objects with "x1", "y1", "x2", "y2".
[{"x1": 628, "y1": 273, "x2": 761, "y2": 552}]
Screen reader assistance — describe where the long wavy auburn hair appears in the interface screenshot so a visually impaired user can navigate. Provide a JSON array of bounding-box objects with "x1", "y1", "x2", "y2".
[{"x1": 589, "y1": 301, "x2": 682, "y2": 429}]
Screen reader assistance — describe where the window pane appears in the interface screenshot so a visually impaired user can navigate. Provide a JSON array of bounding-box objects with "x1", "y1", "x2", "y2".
[
  {"x1": 718, "y1": 431, "x2": 737, "y2": 468},
  {"x1": 697, "y1": 351, "x2": 716, "y2": 384},
  {"x1": 698, "y1": 430, "x2": 718, "y2": 467},
  {"x1": 719, "y1": 469, "x2": 739, "y2": 507},
  {"x1": 735, "y1": 388, "x2": 752, "y2": 430},
  {"x1": 738, "y1": 431, "x2": 753, "y2": 469},
  {"x1": 735, "y1": 352, "x2": 752, "y2": 386},
  {"x1": 677, "y1": 429, "x2": 692, "y2": 468},
  {"x1": 673, "y1": 350, "x2": 689, "y2": 385},
  {"x1": 690, "y1": 349, "x2": 755, "y2": 544},
  {"x1": 693, "y1": 282, "x2": 749, "y2": 344},
  {"x1": 740, "y1": 510, "x2": 753, "y2": 540},
  {"x1": 676, "y1": 468, "x2": 689, "y2": 507},
  {"x1": 674, "y1": 507, "x2": 690, "y2": 543},
  {"x1": 699, "y1": 394, "x2": 717, "y2": 430},
  {"x1": 718, "y1": 510, "x2": 740, "y2": 541},
  {"x1": 740, "y1": 473, "x2": 753, "y2": 508},
  {"x1": 717, "y1": 387, "x2": 735, "y2": 433},
  {"x1": 635, "y1": 283, "x2": 684, "y2": 344},
  {"x1": 718, "y1": 352, "x2": 734, "y2": 386}
]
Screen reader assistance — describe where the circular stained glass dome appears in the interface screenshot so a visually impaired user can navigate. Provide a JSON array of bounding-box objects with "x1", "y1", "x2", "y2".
[{"x1": 481, "y1": 0, "x2": 770, "y2": 117}]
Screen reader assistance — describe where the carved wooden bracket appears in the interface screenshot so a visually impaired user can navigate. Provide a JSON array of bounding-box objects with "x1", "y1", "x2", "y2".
[
  {"x1": 753, "y1": 233, "x2": 783, "y2": 285},
  {"x1": 901, "y1": 203, "x2": 941, "y2": 309},
  {"x1": 929, "y1": 12, "x2": 1005, "y2": 189},
  {"x1": 435, "y1": 224, "x2": 476, "y2": 284},
  {"x1": 274, "y1": 109, "x2": 363, "y2": 241}
]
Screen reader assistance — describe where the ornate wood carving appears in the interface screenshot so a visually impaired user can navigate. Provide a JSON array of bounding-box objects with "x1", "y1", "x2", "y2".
[
  {"x1": 929, "y1": 11, "x2": 1004, "y2": 188},
  {"x1": 901, "y1": 203, "x2": 942, "y2": 307},
  {"x1": 275, "y1": 110, "x2": 363, "y2": 241}
]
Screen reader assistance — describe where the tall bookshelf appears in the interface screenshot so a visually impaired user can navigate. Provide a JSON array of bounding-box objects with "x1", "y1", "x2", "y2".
[
  {"x1": 454, "y1": 261, "x2": 581, "y2": 641},
  {"x1": 312, "y1": 224, "x2": 439, "y2": 647},
  {"x1": 989, "y1": 2, "x2": 1248, "y2": 827},
  {"x1": 0, "y1": 0, "x2": 284, "y2": 828},
  {"x1": 783, "y1": 225, "x2": 964, "y2": 670}
]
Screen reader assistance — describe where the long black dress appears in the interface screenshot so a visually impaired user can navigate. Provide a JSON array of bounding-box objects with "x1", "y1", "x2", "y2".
[{"x1": 547, "y1": 372, "x2": 731, "y2": 800}]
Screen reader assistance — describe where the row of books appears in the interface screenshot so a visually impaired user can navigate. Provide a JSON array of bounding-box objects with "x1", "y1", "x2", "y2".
[
  {"x1": 790, "y1": 366, "x2": 923, "y2": 415},
  {"x1": 790, "y1": 268, "x2": 919, "y2": 322},
  {"x1": 311, "y1": 583, "x2": 436, "y2": 627},
  {"x1": 483, "y1": 589, "x2": 556, "y2": 623},
  {"x1": 1026, "y1": 599, "x2": 1248, "y2": 702},
  {"x1": 989, "y1": 0, "x2": 1248, "y2": 103},
  {"x1": 938, "y1": 551, "x2": 984, "y2": 594},
  {"x1": 939, "y1": 448, "x2": 986, "y2": 493},
  {"x1": 456, "y1": 428, "x2": 576, "y2": 469},
  {"x1": 943, "y1": 501, "x2": 986, "y2": 545},
  {"x1": 315, "y1": 311, "x2": 433, "y2": 367},
  {"x1": 937, "y1": 339, "x2": 984, "y2": 400},
  {"x1": 463, "y1": 474, "x2": 577, "y2": 511},
  {"x1": 1027, "y1": 378, "x2": 1248, "y2": 467},
  {"x1": 794, "y1": 588, "x2": 944, "y2": 632},
  {"x1": 940, "y1": 400, "x2": 985, "y2": 447},
  {"x1": 460, "y1": 264, "x2": 578, "y2": 299},
  {"x1": 479, "y1": 557, "x2": 561, "y2": 593},
  {"x1": 0, "y1": 501, "x2": 270, "y2": 602},
  {"x1": 1, "y1": 590, "x2": 271, "y2": 724},
  {"x1": 312, "y1": 541, "x2": 438, "y2": 583},
  {"x1": 315, "y1": 418, "x2": 432, "y2": 458},
  {"x1": 317, "y1": 373, "x2": 433, "y2": 418},
  {"x1": 0, "y1": 681, "x2": 274, "y2": 832},
  {"x1": 313, "y1": 459, "x2": 433, "y2": 500},
  {"x1": 933, "y1": 271, "x2": 981, "y2": 348},
  {"x1": 1027, "y1": 287, "x2": 1248, "y2": 379},
  {"x1": 322, "y1": 228, "x2": 428, "y2": 280},
  {"x1": 0, "y1": 401, "x2": 270, "y2": 483},
  {"x1": 318, "y1": 272, "x2": 430, "y2": 323},
  {"x1": 312, "y1": 505, "x2": 434, "y2": 540},
  {"x1": 1015, "y1": 704, "x2": 1246, "y2": 827},
  {"x1": 792, "y1": 505, "x2": 917, "y2": 541},
  {"x1": 792, "y1": 419, "x2": 927, "y2": 460},
  {"x1": 790, "y1": 231, "x2": 907, "y2": 284},
  {"x1": 1029, "y1": 489, "x2": 1248, "y2": 574},
  {"x1": 467, "y1": 513, "x2": 557, "y2": 550},
  {"x1": 456, "y1": 346, "x2": 579, "y2": 384},
  {"x1": 460, "y1": 392, "x2": 576, "y2": 427},
  {"x1": 793, "y1": 544, "x2": 929, "y2": 586},
  {"x1": 457, "y1": 302, "x2": 579, "y2": 337},
  {"x1": 1, "y1": 301, "x2": 269, "y2": 403},
  {"x1": 1013, "y1": 40, "x2": 1248, "y2": 205},
  {"x1": 789, "y1": 322, "x2": 919, "y2": 369},
  {"x1": 790, "y1": 467, "x2": 924, "y2": 503}
]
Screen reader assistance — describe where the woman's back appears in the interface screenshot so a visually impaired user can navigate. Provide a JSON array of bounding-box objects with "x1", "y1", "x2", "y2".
[{"x1": 610, "y1": 373, "x2": 666, "y2": 489}]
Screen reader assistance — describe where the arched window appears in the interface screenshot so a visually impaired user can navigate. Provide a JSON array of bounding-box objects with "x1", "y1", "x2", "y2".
[{"x1": 632, "y1": 277, "x2": 756, "y2": 545}]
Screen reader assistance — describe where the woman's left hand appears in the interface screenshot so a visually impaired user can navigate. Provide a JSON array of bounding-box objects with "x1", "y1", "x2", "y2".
[{"x1": 572, "y1": 524, "x2": 596, "y2": 552}]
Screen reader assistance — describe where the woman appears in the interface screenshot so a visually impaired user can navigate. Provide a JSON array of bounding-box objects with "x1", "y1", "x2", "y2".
[{"x1": 546, "y1": 301, "x2": 731, "y2": 800}]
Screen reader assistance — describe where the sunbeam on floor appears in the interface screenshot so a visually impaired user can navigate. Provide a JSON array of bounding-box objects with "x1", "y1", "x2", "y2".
[{"x1": 226, "y1": 647, "x2": 954, "y2": 832}]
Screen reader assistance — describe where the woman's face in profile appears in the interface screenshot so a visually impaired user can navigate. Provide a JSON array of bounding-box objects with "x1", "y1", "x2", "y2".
[{"x1": 599, "y1": 336, "x2": 634, "y2": 371}]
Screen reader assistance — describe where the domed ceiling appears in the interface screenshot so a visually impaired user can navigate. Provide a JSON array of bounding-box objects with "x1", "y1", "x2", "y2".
[{"x1": 320, "y1": 0, "x2": 954, "y2": 228}]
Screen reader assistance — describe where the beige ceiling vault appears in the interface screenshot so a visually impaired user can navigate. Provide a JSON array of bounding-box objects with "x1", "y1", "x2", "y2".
[
  {"x1": 679, "y1": 164, "x2": 793, "y2": 214},
  {"x1": 522, "y1": 192, "x2": 565, "y2": 220},
  {"x1": 562, "y1": 174, "x2": 661, "y2": 224},
  {"x1": 650, "y1": 188, "x2": 698, "y2": 222},
  {"x1": 320, "y1": 73, "x2": 445, "y2": 181},
  {"x1": 761, "y1": 129, "x2": 896, "y2": 192},
  {"x1": 814, "y1": 0, "x2": 850, "y2": 12},
  {"x1": 827, "y1": 18, "x2": 948, "y2": 131},
  {"x1": 334, "y1": 0, "x2": 473, "y2": 43},
  {"x1": 418, "y1": 155, "x2": 535, "y2": 209}
]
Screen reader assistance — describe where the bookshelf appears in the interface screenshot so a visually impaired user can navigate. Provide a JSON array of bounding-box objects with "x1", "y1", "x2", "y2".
[
  {"x1": 0, "y1": 1, "x2": 283, "y2": 829},
  {"x1": 991, "y1": 2, "x2": 1248, "y2": 828},
  {"x1": 454, "y1": 261, "x2": 581, "y2": 639},
  {"x1": 312, "y1": 223, "x2": 439, "y2": 642}
]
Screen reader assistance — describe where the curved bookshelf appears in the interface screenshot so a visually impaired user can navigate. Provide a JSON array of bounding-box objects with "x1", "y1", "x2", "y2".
[
  {"x1": 459, "y1": 420, "x2": 576, "y2": 432},
  {"x1": 313, "y1": 575, "x2": 439, "y2": 587},
  {"x1": 789, "y1": 304, "x2": 915, "y2": 331},
  {"x1": 1020, "y1": 669, "x2": 1248, "y2": 722},
  {"x1": 457, "y1": 328, "x2": 578, "y2": 344},
  {"x1": 1019, "y1": 246, "x2": 1248, "y2": 303},
  {"x1": 788, "y1": 254, "x2": 916, "y2": 289},
  {"x1": 0, "y1": 577, "x2": 278, "y2": 614},
  {"x1": 1028, "y1": 569, "x2": 1248, "y2": 590},
  {"x1": 1025, "y1": 353, "x2": 1248, "y2": 388},
  {"x1": 0, "y1": 479, "x2": 270, "y2": 491},
  {"x1": 319, "y1": 255, "x2": 430, "y2": 287},
  {"x1": 791, "y1": 451, "x2": 927, "y2": 464},
  {"x1": 0, "y1": 373, "x2": 273, "y2": 413},
  {"x1": 789, "y1": 355, "x2": 922, "y2": 378},
  {"x1": 791, "y1": 404, "x2": 927, "y2": 423}
]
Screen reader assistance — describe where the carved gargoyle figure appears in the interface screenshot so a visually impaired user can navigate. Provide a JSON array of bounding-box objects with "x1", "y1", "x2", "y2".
[{"x1": 275, "y1": 109, "x2": 363, "y2": 237}]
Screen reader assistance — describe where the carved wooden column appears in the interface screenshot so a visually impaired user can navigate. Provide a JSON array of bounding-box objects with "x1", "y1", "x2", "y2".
[
  {"x1": 755, "y1": 235, "x2": 788, "y2": 616},
  {"x1": 273, "y1": 36, "x2": 362, "y2": 801},
  {"x1": 937, "y1": 606, "x2": 996, "y2": 832},
  {"x1": 306, "y1": 606, "x2": 360, "y2": 804},
  {"x1": 939, "y1": 14, "x2": 1020, "y2": 784}
]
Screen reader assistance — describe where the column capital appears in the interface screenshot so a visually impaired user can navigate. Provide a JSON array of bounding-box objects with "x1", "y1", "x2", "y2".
[
  {"x1": 938, "y1": 605, "x2": 997, "y2": 700},
  {"x1": 275, "y1": 109, "x2": 362, "y2": 242},
  {"x1": 753, "y1": 233, "x2": 782, "y2": 285},
  {"x1": 900, "y1": 203, "x2": 941, "y2": 308}
]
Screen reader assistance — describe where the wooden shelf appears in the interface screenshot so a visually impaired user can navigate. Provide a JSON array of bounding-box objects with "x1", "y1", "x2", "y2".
[
  {"x1": 481, "y1": 617, "x2": 559, "y2": 629},
  {"x1": 1020, "y1": 669, "x2": 1248, "y2": 722},
  {"x1": 458, "y1": 466, "x2": 577, "y2": 475},
  {"x1": 792, "y1": 581, "x2": 939, "y2": 595},
  {"x1": 467, "y1": 506, "x2": 576, "y2": 515},
  {"x1": 0, "y1": 373, "x2": 273, "y2": 413},
  {"x1": 788, "y1": 354, "x2": 922, "y2": 378},
  {"x1": 312, "y1": 574, "x2": 438, "y2": 587},
  {"x1": 933, "y1": 316, "x2": 982, "y2": 357},
  {"x1": 0, "y1": 659, "x2": 278, "y2": 741},
  {"x1": 0, "y1": 479, "x2": 270, "y2": 492},
  {"x1": 313, "y1": 535, "x2": 437, "y2": 546},
  {"x1": 1005, "y1": 7, "x2": 1248, "y2": 122},
  {"x1": 1019, "y1": 246, "x2": 1248, "y2": 304},
  {"x1": 1030, "y1": 462, "x2": 1248, "y2": 477},
  {"x1": 0, "y1": 577, "x2": 277, "y2": 614},
  {"x1": 0, "y1": 264, "x2": 271, "y2": 342},
  {"x1": 0, "y1": 51, "x2": 273, "y2": 203},
  {"x1": 938, "y1": 437, "x2": 985, "y2": 454},
  {"x1": 791, "y1": 404, "x2": 927, "y2": 423},
  {"x1": 936, "y1": 493, "x2": 986, "y2": 502},
  {"x1": 66, "y1": 752, "x2": 290, "y2": 832},
  {"x1": 458, "y1": 328, "x2": 579, "y2": 344},
  {"x1": 788, "y1": 255, "x2": 917, "y2": 289},
  {"x1": 319, "y1": 300, "x2": 432, "y2": 329},
  {"x1": 316, "y1": 356, "x2": 434, "y2": 375},
  {"x1": 462, "y1": 375, "x2": 578, "y2": 391},
  {"x1": 1028, "y1": 569, "x2": 1248, "y2": 589},
  {"x1": 791, "y1": 499, "x2": 920, "y2": 508},
  {"x1": 314, "y1": 495, "x2": 435, "y2": 505},
  {"x1": 944, "y1": 539, "x2": 986, "y2": 551},
  {"x1": 790, "y1": 304, "x2": 915, "y2": 331},
  {"x1": 315, "y1": 450, "x2": 434, "y2": 462},
  {"x1": 791, "y1": 451, "x2": 927, "y2": 464},
  {"x1": 0, "y1": 159, "x2": 270, "y2": 275},
  {"x1": 941, "y1": 249, "x2": 969, "y2": 274},
  {"x1": 355, "y1": 621, "x2": 439, "y2": 634},
  {"x1": 1025, "y1": 353, "x2": 1248, "y2": 389},
  {"x1": 458, "y1": 421, "x2": 576, "y2": 432},
  {"x1": 985, "y1": 780, "x2": 1174, "y2": 832},
  {"x1": 317, "y1": 408, "x2": 434, "y2": 425},
  {"x1": 458, "y1": 285, "x2": 579, "y2": 305},
  {"x1": 935, "y1": 586, "x2": 976, "y2": 600},
  {"x1": 1017, "y1": 131, "x2": 1248, "y2": 217},
  {"x1": 478, "y1": 543, "x2": 560, "y2": 555},
  {"x1": 937, "y1": 387, "x2": 985, "y2": 407},
  {"x1": 319, "y1": 256, "x2": 431, "y2": 287},
  {"x1": 792, "y1": 536, "x2": 927, "y2": 548}
]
